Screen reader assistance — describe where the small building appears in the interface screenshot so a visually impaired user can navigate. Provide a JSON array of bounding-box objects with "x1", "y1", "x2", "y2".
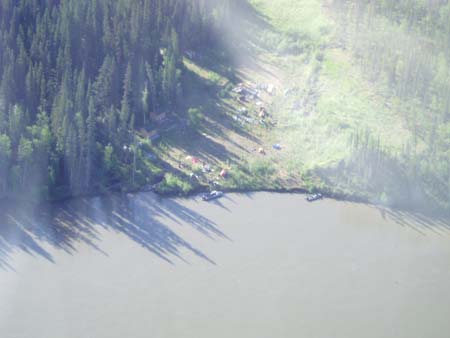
[
  {"x1": 149, "y1": 112, "x2": 169, "y2": 125},
  {"x1": 137, "y1": 128, "x2": 160, "y2": 142}
]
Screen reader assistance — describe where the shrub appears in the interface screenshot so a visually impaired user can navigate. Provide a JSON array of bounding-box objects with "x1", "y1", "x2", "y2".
[
  {"x1": 187, "y1": 107, "x2": 204, "y2": 129},
  {"x1": 158, "y1": 173, "x2": 193, "y2": 194},
  {"x1": 249, "y1": 159, "x2": 275, "y2": 178}
]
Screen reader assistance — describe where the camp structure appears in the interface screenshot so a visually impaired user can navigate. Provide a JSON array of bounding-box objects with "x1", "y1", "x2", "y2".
[{"x1": 137, "y1": 128, "x2": 161, "y2": 142}]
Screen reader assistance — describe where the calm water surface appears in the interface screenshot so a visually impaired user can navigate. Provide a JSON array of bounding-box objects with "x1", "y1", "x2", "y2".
[{"x1": 0, "y1": 192, "x2": 449, "y2": 338}]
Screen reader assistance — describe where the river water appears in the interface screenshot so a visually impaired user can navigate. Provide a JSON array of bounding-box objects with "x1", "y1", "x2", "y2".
[{"x1": 0, "y1": 192, "x2": 449, "y2": 338}]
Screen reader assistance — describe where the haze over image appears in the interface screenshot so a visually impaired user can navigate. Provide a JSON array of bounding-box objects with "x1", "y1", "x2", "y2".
[{"x1": 0, "y1": 1, "x2": 449, "y2": 337}]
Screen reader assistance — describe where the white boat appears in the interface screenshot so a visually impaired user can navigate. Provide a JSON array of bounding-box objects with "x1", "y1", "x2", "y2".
[
  {"x1": 306, "y1": 193, "x2": 323, "y2": 202},
  {"x1": 202, "y1": 190, "x2": 224, "y2": 201}
]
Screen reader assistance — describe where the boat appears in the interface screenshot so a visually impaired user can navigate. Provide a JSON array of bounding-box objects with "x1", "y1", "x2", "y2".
[
  {"x1": 306, "y1": 193, "x2": 323, "y2": 202},
  {"x1": 202, "y1": 190, "x2": 224, "y2": 201}
]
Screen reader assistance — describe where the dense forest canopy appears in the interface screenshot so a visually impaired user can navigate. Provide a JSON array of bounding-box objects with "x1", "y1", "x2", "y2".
[{"x1": 0, "y1": 0, "x2": 228, "y2": 200}]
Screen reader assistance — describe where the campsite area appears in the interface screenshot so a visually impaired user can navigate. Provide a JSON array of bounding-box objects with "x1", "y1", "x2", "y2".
[{"x1": 143, "y1": 0, "x2": 448, "y2": 212}]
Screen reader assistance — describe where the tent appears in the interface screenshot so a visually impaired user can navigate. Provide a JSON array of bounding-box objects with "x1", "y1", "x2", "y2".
[{"x1": 272, "y1": 144, "x2": 282, "y2": 150}]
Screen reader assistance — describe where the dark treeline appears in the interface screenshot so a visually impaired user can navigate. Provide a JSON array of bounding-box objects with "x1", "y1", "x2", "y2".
[
  {"x1": 0, "y1": 0, "x2": 227, "y2": 200},
  {"x1": 332, "y1": 0, "x2": 450, "y2": 209}
]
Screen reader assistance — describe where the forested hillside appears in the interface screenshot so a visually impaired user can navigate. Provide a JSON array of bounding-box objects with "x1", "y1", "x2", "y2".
[
  {"x1": 0, "y1": 0, "x2": 224, "y2": 200},
  {"x1": 331, "y1": 0, "x2": 450, "y2": 209}
]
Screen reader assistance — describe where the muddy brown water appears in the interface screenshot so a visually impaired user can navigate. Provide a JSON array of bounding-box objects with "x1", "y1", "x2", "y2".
[{"x1": 0, "y1": 192, "x2": 449, "y2": 338}]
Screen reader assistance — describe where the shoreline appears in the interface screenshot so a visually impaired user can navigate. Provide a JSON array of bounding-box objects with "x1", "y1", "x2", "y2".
[{"x1": 2, "y1": 182, "x2": 448, "y2": 220}]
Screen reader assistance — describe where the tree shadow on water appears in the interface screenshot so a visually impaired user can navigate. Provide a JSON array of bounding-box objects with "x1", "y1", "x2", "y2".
[
  {"x1": 0, "y1": 193, "x2": 229, "y2": 270},
  {"x1": 375, "y1": 205, "x2": 450, "y2": 237}
]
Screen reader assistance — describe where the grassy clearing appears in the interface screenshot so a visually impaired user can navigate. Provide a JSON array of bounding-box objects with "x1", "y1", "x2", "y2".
[
  {"x1": 151, "y1": 48, "x2": 283, "y2": 194},
  {"x1": 251, "y1": 0, "x2": 331, "y2": 39},
  {"x1": 148, "y1": 0, "x2": 421, "y2": 207},
  {"x1": 245, "y1": 0, "x2": 414, "y2": 200}
]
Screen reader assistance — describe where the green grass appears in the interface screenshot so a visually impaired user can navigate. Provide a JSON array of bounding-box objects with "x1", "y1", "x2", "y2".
[
  {"x1": 251, "y1": 0, "x2": 331, "y2": 40},
  {"x1": 184, "y1": 59, "x2": 229, "y2": 86},
  {"x1": 151, "y1": 0, "x2": 439, "y2": 210},
  {"x1": 157, "y1": 173, "x2": 194, "y2": 195},
  {"x1": 242, "y1": 0, "x2": 416, "y2": 203}
]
